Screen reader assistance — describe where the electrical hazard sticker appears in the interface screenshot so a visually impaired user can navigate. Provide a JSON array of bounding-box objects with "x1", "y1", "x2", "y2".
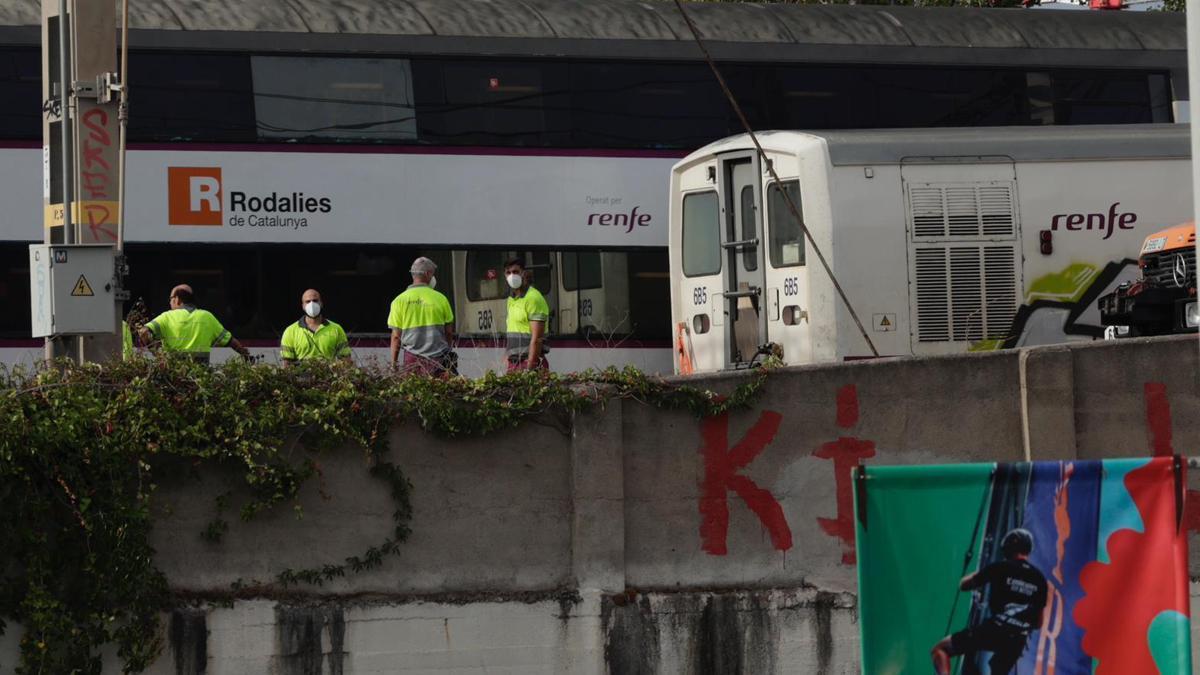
[
  {"x1": 873, "y1": 313, "x2": 896, "y2": 332},
  {"x1": 70, "y1": 275, "x2": 94, "y2": 297}
]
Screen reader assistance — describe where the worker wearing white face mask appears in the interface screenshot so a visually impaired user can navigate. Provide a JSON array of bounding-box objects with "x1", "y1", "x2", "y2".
[
  {"x1": 503, "y1": 257, "x2": 550, "y2": 372},
  {"x1": 279, "y1": 288, "x2": 351, "y2": 365},
  {"x1": 388, "y1": 256, "x2": 456, "y2": 376}
]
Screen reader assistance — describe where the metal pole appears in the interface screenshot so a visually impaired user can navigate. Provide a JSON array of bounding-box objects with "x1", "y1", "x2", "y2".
[
  {"x1": 116, "y1": 0, "x2": 128, "y2": 254},
  {"x1": 58, "y1": 0, "x2": 72, "y2": 246},
  {"x1": 1189, "y1": 0, "x2": 1200, "y2": 372}
]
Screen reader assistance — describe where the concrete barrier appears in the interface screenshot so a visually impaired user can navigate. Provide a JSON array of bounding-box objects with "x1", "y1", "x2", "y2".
[{"x1": 2, "y1": 335, "x2": 1198, "y2": 674}]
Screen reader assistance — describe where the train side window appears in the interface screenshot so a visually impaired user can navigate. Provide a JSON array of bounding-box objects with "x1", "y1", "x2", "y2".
[
  {"x1": 127, "y1": 52, "x2": 256, "y2": 142},
  {"x1": 568, "y1": 62, "x2": 745, "y2": 149},
  {"x1": 465, "y1": 250, "x2": 508, "y2": 302},
  {"x1": 412, "y1": 60, "x2": 570, "y2": 147},
  {"x1": 0, "y1": 48, "x2": 40, "y2": 140},
  {"x1": 1051, "y1": 70, "x2": 1155, "y2": 125},
  {"x1": 251, "y1": 56, "x2": 417, "y2": 143},
  {"x1": 767, "y1": 181, "x2": 805, "y2": 268},
  {"x1": 740, "y1": 185, "x2": 757, "y2": 272},
  {"x1": 682, "y1": 191, "x2": 721, "y2": 277},
  {"x1": 562, "y1": 252, "x2": 602, "y2": 291}
]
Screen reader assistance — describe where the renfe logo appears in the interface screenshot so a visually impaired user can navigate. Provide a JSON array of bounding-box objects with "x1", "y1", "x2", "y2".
[
  {"x1": 1051, "y1": 202, "x2": 1137, "y2": 241},
  {"x1": 588, "y1": 206, "x2": 651, "y2": 233},
  {"x1": 168, "y1": 167, "x2": 222, "y2": 226}
]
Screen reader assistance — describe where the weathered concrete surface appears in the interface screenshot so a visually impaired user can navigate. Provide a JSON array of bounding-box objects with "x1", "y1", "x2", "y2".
[{"x1": 2, "y1": 335, "x2": 1198, "y2": 674}]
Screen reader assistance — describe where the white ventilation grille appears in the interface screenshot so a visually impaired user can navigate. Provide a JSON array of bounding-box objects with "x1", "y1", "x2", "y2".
[
  {"x1": 913, "y1": 245, "x2": 1018, "y2": 343},
  {"x1": 907, "y1": 182, "x2": 1017, "y2": 240}
]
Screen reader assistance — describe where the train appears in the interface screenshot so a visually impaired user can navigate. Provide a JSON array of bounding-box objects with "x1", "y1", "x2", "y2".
[
  {"x1": 0, "y1": 0, "x2": 1187, "y2": 373},
  {"x1": 669, "y1": 124, "x2": 1191, "y2": 373}
]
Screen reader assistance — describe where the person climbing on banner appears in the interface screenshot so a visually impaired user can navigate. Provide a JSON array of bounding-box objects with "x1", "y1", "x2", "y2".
[{"x1": 930, "y1": 528, "x2": 1049, "y2": 675}]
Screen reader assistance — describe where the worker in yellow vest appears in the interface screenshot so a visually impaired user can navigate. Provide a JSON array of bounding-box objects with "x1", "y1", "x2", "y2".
[
  {"x1": 280, "y1": 289, "x2": 351, "y2": 365},
  {"x1": 503, "y1": 257, "x2": 550, "y2": 372},
  {"x1": 388, "y1": 257, "x2": 455, "y2": 376},
  {"x1": 139, "y1": 284, "x2": 251, "y2": 362}
]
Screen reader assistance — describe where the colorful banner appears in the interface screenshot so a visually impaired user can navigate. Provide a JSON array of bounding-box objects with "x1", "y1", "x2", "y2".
[{"x1": 854, "y1": 457, "x2": 1191, "y2": 675}]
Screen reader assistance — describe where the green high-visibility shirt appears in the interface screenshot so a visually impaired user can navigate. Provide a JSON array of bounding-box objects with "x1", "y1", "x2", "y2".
[
  {"x1": 122, "y1": 321, "x2": 133, "y2": 360},
  {"x1": 280, "y1": 318, "x2": 350, "y2": 361},
  {"x1": 144, "y1": 306, "x2": 232, "y2": 354},
  {"x1": 388, "y1": 285, "x2": 454, "y2": 358},
  {"x1": 505, "y1": 286, "x2": 550, "y2": 357}
]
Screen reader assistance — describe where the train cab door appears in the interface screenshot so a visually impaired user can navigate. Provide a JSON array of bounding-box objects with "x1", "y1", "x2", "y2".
[
  {"x1": 719, "y1": 152, "x2": 768, "y2": 367},
  {"x1": 760, "y1": 166, "x2": 812, "y2": 366}
]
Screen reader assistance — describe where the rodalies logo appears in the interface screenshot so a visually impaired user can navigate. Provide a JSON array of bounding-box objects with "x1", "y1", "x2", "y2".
[{"x1": 167, "y1": 167, "x2": 332, "y2": 230}]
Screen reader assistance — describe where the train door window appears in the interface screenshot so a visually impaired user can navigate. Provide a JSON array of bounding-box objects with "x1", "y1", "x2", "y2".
[
  {"x1": 526, "y1": 251, "x2": 554, "y2": 300},
  {"x1": 562, "y1": 252, "x2": 603, "y2": 291},
  {"x1": 682, "y1": 191, "x2": 721, "y2": 277},
  {"x1": 251, "y1": 56, "x2": 417, "y2": 143},
  {"x1": 0, "y1": 48, "x2": 40, "y2": 140},
  {"x1": 739, "y1": 185, "x2": 757, "y2": 272},
  {"x1": 465, "y1": 250, "x2": 508, "y2": 301},
  {"x1": 412, "y1": 60, "x2": 570, "y2": 146},
  {"x1": 128, "y1": 52, "x2": 256, "y2": 142},
  {"x1": 767, "y1": 181, "x2": 804, "y2": 268}
]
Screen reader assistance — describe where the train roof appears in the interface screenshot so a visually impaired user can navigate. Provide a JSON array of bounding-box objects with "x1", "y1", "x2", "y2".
[
  {"x1": 682, "y1": 124, "x2": 1191, "y2": 166},
  {"x1": 0, "y1": 0, "x2": 1185, "y2": 68}
]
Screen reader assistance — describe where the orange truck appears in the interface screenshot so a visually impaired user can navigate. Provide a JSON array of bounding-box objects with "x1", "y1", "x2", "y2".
[{"x1": 1099, "y1": 222, "x2": 1198, "y2": 337}]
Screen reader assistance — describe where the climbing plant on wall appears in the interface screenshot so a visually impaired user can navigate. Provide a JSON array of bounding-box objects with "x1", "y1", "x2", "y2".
[{"x1": 0, "y1": 356, "x2": 770, "y2": 673}]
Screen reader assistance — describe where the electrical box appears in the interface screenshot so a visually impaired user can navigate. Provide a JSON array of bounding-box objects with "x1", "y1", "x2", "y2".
[{"x1": 29, "y1": 244, "x2": 117, "y2": 337}]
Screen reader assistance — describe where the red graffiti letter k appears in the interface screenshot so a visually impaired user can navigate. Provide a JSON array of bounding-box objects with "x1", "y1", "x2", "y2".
[{"x1": 700, "y1": 411, "x2": 793, "y2": 555}]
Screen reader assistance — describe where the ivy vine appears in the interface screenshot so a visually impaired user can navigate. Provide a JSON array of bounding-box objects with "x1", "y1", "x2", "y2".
[{"x1": 0, "y1": 356, "x2": 771, "y2": 673}]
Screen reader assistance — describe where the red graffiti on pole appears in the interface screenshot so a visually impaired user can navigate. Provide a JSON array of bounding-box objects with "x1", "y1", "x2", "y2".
[
  {"x1": 79, "y1": 108, "x2": 116, "y2": 242},
  {"x1": 813, "y1": 385, "x2": 876, "y2": 565},
  {"x1": 699, "y1": 410, "x2": 793, "y2": 555},
  {"x1": 1143, "y1": 382, "x2": 1200, "y2": 532}
]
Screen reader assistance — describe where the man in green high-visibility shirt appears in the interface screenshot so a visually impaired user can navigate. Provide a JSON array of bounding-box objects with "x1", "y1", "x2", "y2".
[
  {"x1": 504, "y1": 257, "x2": 550, "y2": 372},
  {"x1": 280, "y1": 288, "x2": 351, "y2": 365},
  {"x1": 388, "y1": 257, "x2": 454, "y2": 376},
  {"x1": 139, "y1": 284, "x2": 251, "y2": 363}
]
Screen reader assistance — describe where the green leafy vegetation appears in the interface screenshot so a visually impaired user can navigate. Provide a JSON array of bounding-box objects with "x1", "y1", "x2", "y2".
[{"x1": 0, "y1": 356, "x2": 770, "y2": 673}]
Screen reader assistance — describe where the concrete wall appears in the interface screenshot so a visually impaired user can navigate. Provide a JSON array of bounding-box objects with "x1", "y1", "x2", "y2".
[{"x1": 3, "y1": 335, "x2": 1199, "y2": 674}]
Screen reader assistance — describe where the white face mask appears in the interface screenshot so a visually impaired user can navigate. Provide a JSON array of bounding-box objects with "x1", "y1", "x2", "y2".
[
  {"x1": 429, "y1": 276, "x2": 437, "y2": 290},
  {"x1": 304, "y1": 301, "x2": 321, "y2": 318},
  {"x1": 506, "y1": 273, "x2": 523, "y2": 290}
]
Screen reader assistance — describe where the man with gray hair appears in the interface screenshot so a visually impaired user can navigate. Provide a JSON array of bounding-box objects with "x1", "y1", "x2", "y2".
[{"x1": 388, "y1": 256, "x2": 455, "y2": 375}]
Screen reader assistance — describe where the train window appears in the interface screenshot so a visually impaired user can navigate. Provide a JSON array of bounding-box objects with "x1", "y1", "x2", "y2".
[
  {"x1": 773, "y1": 67, "x2": 877, "y2": 130},
  {"x1": 682, "y1": 191, "x2": 721, "y2": 277},
  {"x1": 465, "y1": 250, "x2": 508, "y2": 302},
  {"x1": 251, "y1": 56, "x2": 417, "y2": 143},
  {"x1": 0, "y1": 48, "x2": 40, "y2": 140},
  {"x1": 740, "y1": 185, "x2": 757, "y2": 272},
  {"x1": 128, "y1": 52, "x2": 256, "y2": 142},
  {"x1": 875, "y1": 68, "x2": 1027, "y2": 127},
  {"x1": 0, "y1": 245, "x2": 31, "y2": 338},
  {"x1": 412, "y1": 60, "x2": 570, "y2": 146},
  {"x1": 562, "y1": 252, "x2": 602, "y2": 291},
  {"x1": 569, "y1": 62, "x2": 737, "y2": 148},
  {"x1": 768, "y1": 181, "x2": 804, "y2": 269},
  {"x1": 1051, "y1": 70, "x2": 1156, "y2": 125}
]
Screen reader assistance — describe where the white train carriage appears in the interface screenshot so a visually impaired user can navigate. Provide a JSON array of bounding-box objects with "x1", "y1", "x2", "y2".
[
  {"x1": 453, "y1": 250, "x2": 631, "y2": 340},
  {"x1": 669, "y1": 125, "x2": 1191, "y2": 374}
]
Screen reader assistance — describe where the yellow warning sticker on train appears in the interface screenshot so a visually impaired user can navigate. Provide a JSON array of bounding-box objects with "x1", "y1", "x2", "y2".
[
  {"x1": 71, "y1": 275, "x2": 94, "y2": 297},
  {"x1": 873, "y1": 313, "x2": 896, "y2": 332}
]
